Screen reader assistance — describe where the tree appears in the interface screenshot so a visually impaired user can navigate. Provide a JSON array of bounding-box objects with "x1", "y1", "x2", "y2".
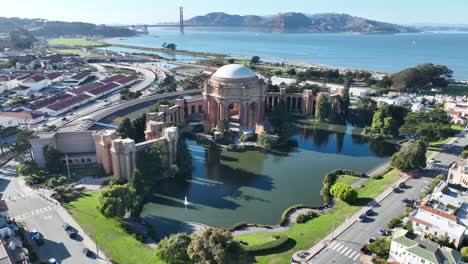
[
  {"x1": 250, "y1": 56, "x2": 260, "y2": 65},
  {"x1": 97, "y1": 183, "x2": 137, "y2": 218},
  {"x1": 315, "y1": 95, "x2": 331, "y2": 121},
  {"x1": 390, "y1": 140, "x2": 427, "y2": 171},
  {"x1": 391, "y1": 63, "x2": 452, "y2": 92},
  {"x1": 348, "y1": 97, "x2": 376, "y2": 126},
  {"x1": 42, "y1": 145, "x2": 64, "y2": 173},
  {"x1": 135, "y1": 141, "x2": 170, "y2": 196},
  {"x1": 399, "y1": 109, "x2": 451, "y2": 141},
  {"x1": 227, "y1": 58, "x2": 235, "y2": 64},
  {"x1": 268, "y1": 102, "x2": 296, "y2": 138},
  {"x1": 13, "y1": 130, "x2": 34, "y2": 157},
  {"x1": 286, "y1": 68, "x2": 297, "y2": 76},
  {"x1": 155, "y1": 233, "x2": 192, "y2": 264},
  {"x1": 330, "y1": 183, "x2": 357, "y2": 204},
  {"x1": 132, "y1": 113, "x2": 147, "y2": 143},
  {"x1": 162, "y1": 43, "x2": 177, "y2": 51},
  {"x1": 387, "y1": 217, "x2": 402, "y2": 229},
  {"x1": 368, "y1": 237, "x2": 391, "y2": 258},
  {"x1": 342, "y1": 87, "x2": 350, "y2": 115},
  {"x1": 461, "y1": 247, "x2": 468, "y2": 262},
  {"x1": 257, "y1": 132, "x2": 275, "y2": 151},
  {"x1": 367, "y1": 104, "x2": 409, "y2": 138},
  {"x1": 116, "y1": 117, "x2": 136, "y2": 140},
  {"x1": 9, "y1": 28, "x2": 37, "y2": 49},
  {"x1": 187, "y1": 228, "x2": 248, "y2": 264},
  {"x1": 150, "y1": 99, "x2": 174, "y2": 112},
  {"x1": 176, "y1": 140, "x2": 193, "y2": 178},
  {"x1": 9, "y1": 96, "x2": 26, "y2": 105}
]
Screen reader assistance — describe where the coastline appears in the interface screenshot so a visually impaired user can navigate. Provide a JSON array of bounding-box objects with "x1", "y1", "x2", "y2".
[{"x1": 100, "y1": 37, "x2": 390, "y2": 75}]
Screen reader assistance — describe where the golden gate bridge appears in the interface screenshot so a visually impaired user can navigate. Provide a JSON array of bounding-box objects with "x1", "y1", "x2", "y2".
[{"x1": 113, "y1": 7, "x2": 283, "y2": 34}]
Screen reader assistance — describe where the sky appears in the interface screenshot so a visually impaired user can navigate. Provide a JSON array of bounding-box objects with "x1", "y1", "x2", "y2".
[{"x1": 1, "y1": 0, "x2": 468, "y2": 25}]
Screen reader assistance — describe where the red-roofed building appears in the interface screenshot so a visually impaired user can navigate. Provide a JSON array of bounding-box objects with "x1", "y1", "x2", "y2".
[
  {"x1": 88, "y1": 82, "x2": 120, "y2": 97},
  {"x1": 67, "y1": 82, "x2": 103, "y2": 96},
  {"x1": 0, "y1": 111, "x2": 44, "y2": 128},
  {"x1": 42, "y1": 94, "x2": 92, "y2": 116},
  {"x1": 20, "y1": 74, "x2": 49, "y2": 92},
  {"x1": 101, "y1": 74, "x2": 125, "y2": 84},
  {"x1": 23, "y1": 93, "x2": 73, "y2": 112},
  {"x1": 116, "y1": 75, "x2": 140, "y2": 86}
]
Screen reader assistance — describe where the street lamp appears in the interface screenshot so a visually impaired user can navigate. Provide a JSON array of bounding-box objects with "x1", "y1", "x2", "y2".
[{"x1": 65, "y1": 153, "x2": 71, "y2": 181}]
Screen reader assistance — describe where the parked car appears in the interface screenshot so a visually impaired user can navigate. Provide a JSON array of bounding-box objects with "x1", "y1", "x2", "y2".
[
  {"x1": 401, "y1": 197, "x2": 409, "y2": 203},
  {"x1": 61, "y1": 223, "x2": 71, "y2": 230},
  {"x1": 31, "y1": 230, "x2": 44, "y2": 246},
  {"x1": 82, "y1": 248, "x2": 92, "y2": 257},
  {"x1": 399, "y1": 182, "x2": 406, "y2": 188},
  {"x1": 365, "y1": 209, "x2": 374, "y2": 216},
  {"x1": 378, "y1": 229, "x2": 389, "y2": 236},
  {"x1": 393, "y1": 187, "x2": 400, "y2": 193},
  {"x1": 367, "y1": 237, "x2": 376, "y2": 244},
  {"x1": 48, "y1": 258, "x2": 59, "y2": 264},
  {"x1": 67, "y1": 229, "x2": 77, "y2": 239},
  {"x1": 358, "y1": 214, "x2": 367, "y2": 222}
]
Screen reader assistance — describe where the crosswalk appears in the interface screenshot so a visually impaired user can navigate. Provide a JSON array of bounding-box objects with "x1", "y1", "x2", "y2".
[
  {"x1": 327, "y1": 241, "x2": 361, "y2": 261},
  {"x1": 13, "y1": 205, "x2": 57, "y2": 220}
]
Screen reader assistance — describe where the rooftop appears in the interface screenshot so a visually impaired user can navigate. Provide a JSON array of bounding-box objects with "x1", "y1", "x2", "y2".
[
  {"x1": 45, "y1": 94, "x2": 91, "y2": 111},
  {"x1": 410, "y1": 209, "x2": 465, "y2": 237},
  {"x1": 25, "y1": 93, "x2": 73, "y2": 110},
  {"x1": 213, "y1": 64, "x2": 257, "y2": 79},
  {"x1": 0, "y1": 111, "x2": 42, "y2": 120}
]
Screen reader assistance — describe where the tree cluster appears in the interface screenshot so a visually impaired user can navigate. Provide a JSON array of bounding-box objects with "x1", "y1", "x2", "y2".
[
  {"x1": 42, "y1": 145, "x2": 64, "y2": 174},
  {"x1": 8, "y1": 28, "x2": 37, "y2": 49},
  {"x1": 390, "y1": 140, "x2": 427, "y2": 171},
  {"x1": 367, "y1": 237, "x2": 391, "y2": 259},
  {"x1": 155, "y1": 228, "x2": 248, "y2": 264},
  {"x1": 97, "y1": 183, "x2": 141, "y2": 218},
  {"x1": 120, "y1": 87, "x2": 142, "y2": 100},
  {"x1": 347, "y1": 97, "x2": 377, "y2": 126},
  {"x1": 399, "y1": 108, "x2": 451, "y2": 142},
  {"x1": 268, "y1": 102, "x2": 297, "y2": 139},
  {"x1": 364, "y1": 104, "x2": 409, "y2": 138},
  {"x1": 390, "y1": 63, "x2": 452, "y2": 92}
]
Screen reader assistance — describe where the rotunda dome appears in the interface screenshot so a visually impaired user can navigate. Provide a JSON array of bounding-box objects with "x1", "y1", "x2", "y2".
[{"x1": 212, "y1": 64, "x2": 257, "y2": 79}]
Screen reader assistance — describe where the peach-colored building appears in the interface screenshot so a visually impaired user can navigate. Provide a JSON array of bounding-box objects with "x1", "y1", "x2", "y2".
[{"x1": 448, "y1": 159, "x2": 468, "y2": 187}]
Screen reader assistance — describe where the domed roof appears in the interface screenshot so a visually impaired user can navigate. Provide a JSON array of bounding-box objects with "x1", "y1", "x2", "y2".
[{"x1": 212, "y1": 64, "x2": 257, "y2": 79}]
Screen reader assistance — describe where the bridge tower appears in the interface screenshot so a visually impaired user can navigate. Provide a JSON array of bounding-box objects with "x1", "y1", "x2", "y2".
[
  {"x1": 179, "y1": 7, "x2": 184, "y2": 34},
  {"x1": 276, "y1": 13, "x2": 283, "y2": 33}
]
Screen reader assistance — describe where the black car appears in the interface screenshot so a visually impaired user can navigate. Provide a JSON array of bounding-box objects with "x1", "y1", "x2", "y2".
[
  {"x1": 67, "y1": 229, "x2": 77, "y2": 238},
  {"x1": 82, "y1": 248, "x2": 92, "y2": 257},
  {"x1": 61, "y1": 223, "x2": 72, "y2": 231},
  {"x1": 365, "y1": 209, "x2": 374, "y2": 216},
  {"x1": 378, "y1": 229, "x2": 389, "y2": 236}
]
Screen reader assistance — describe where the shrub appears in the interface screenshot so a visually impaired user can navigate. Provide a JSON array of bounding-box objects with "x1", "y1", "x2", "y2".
[
  {"x1": 279, "y1": 204, "x2": 308, "y2": 226},
  {"x1": 296, "y1": 211, "x2": 319, "y2": 224},
  {"x1": 461, "y1": 246, "x2": 468, "y2": 262},
  {"x1": 387, "y1": 217, "x2": 402, "y2": 229},
  {"x1": 403, "y1": 220, "x2": 413, "y2": 233},
  {"x1": 368, "y1": 237, "x2": 390, "y2": 258},
  {"x1": 320, "y1": 169, "x2": 363, "y2": 205},
  {"x1": 330, "y1": 183, "x2": 358, "y2": 204},
  {"x1": 242, "y1": 234, "x2": 289, "y2": 254},
  {"x1": 17, "y1": 160, "x2": 39, "y2": 176}
]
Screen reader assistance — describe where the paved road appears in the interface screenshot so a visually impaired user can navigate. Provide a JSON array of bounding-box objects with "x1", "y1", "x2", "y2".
[
  {"x1": 0, "y1": 161, "x2": 109, "y2": 264},
  {"x1": 308, "y1": 131, "x2": 467, "y2": 264}
]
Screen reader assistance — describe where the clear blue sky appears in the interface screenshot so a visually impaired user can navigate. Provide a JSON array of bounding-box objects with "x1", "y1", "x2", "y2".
[{"x1": 2, "y1": 0, "x2": 467, "y2": 25}]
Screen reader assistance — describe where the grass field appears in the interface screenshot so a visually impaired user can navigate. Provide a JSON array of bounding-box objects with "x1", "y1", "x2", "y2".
[
  {"x1": 234, "y1": 169, "x2": 402, "y2": 264},
  {"x1": 424, "y1": 86, "x2": 468, "y2": 96},
  {"x1": 49, "y1": 37, "x2": 106, "y2": 47},
  {"x1": 54, "y1": 48, "x2": 99, "y2": 58},
  {"x1": 66, "y1": 193, "x2": 163, "y2": 264},
  {"x1": 336, "y1": 174, "x2": 361, "y2": 185}
]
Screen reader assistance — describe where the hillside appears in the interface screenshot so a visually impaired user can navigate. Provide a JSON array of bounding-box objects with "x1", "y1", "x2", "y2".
[
  {"x1": 0, "y1": 17, "x2": 136, "y2": 38},
  {"x1": 185, "y1": 12, "x2": 417, "y2": 33}
]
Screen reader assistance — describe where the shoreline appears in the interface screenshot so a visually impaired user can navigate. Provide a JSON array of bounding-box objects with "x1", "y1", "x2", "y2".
[{"x1": 100, "y1": 38, "x2": 390, "y2": 75}]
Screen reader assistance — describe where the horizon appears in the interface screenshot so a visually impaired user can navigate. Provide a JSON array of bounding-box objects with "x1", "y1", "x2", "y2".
[{"x1": 1, "y1": 0, "x2": 468, "y2": 26}]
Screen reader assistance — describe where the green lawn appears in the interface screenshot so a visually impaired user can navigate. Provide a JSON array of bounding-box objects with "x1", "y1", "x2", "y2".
[
  {"x1": 49, "y1": 38, "x2": 106, "y2": 47},
  {"x1": 54, "y1": 48, "x2": 99, "y2": 58},
  {"x1": 66, "y1": 193, "x2": 163, "y2": 264},
  {"x1": 424, "y1": 86, "x2": 468, "y2": 96},
  {"x1": 336, "y1": 175, "x2": 361, "y2": 185},
  {"x1": 234, "y1": 169, "x2": 402, "y2": 264}
]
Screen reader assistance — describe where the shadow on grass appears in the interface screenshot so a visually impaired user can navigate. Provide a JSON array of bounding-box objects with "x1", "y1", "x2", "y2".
[{"x1": 251, "y1": 238, "x2": 297, "y2": 257}]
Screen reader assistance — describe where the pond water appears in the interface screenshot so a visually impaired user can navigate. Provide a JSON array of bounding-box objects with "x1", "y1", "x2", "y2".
[{"x1": 142, "y1": 121, "x2": 397, "y2": 235}]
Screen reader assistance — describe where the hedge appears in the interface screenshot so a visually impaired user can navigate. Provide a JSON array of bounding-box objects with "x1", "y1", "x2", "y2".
[
  {"x1": 242, "y1": 234, "x2": 289, "y2": 254},
  {"x1": 296, "y1": 211, "x2": 319, "y2": 224},
  {"x1": 320, "y1": 169, "x2": 364, "y2": 205},
  {"x1": 279, "y1": 204, "x2": 309, "y2": 226}
]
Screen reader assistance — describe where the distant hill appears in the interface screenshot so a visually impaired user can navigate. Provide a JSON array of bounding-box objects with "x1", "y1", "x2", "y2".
[
  {"x1": 0, "y1": 17, "x2": 136, "y2": 38},
  {"x1": 185, "y1": 12, "x2": 417, "y2": 33}
]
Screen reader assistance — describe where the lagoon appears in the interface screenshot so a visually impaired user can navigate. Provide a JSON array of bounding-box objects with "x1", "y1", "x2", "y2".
[{"x1": 142, "y1": 122, "x2": 396, "y2": 236}]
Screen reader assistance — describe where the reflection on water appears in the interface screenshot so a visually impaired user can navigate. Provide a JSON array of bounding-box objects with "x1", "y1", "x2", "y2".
[{"x1": 142, "y1": 122, "x2": 397, "y2": 232}]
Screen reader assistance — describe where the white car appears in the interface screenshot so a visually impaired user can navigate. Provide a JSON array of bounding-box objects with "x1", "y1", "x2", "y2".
[{"x1": 48, "y1": 258, "x2": 59, "y2": 264}]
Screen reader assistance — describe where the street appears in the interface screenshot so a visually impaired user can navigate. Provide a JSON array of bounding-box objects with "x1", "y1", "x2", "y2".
[
  {"x1": 308, "y1": 131, "x2": 467, "y2": 264},
  {"x1": 0, "y1": 161, "x2": 109, "y2": 264}
]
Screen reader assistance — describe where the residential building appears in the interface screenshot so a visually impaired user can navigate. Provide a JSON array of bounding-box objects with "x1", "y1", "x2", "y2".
[
  {"x1": 389, "y1": 230, "x2": 462, "y2": 264},
  {"x1": 20, "y1": 75, "x2": 48, "y2": 92},
  {"x1": 0, "y1": 111, "x2": 44, "y2": 128},
  {"x1": 40, "y1": 93, "x2": 92, "y2": 116},
  {"x1": 448, "y1": 159, "x2": 468, "y2": 188}
]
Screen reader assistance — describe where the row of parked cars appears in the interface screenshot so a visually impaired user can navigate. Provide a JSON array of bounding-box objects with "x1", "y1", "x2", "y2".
[{"x1": 31, "y1": 223, "x2": 93, "y2": 263}]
